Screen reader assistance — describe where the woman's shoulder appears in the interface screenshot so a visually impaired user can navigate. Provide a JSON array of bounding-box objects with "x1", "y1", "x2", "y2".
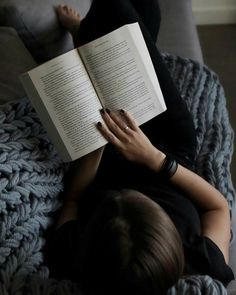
[
  {"x1": 138, "y1": 182, "x2": 202, "y2": 237},
  {"x1": 138, "y1": 184, "x2": 234, "y2": 285},
  {"x1": 44, "y1": 219, "x2": 80, "y2": 281},
  {"x1": 184, "y1": 235, "x2": 234, "y2": 286}
]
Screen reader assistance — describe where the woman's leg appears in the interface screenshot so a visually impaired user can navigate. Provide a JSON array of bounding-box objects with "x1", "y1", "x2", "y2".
[
  {"x1": 129, "y1": 0, "x2": 161, "y2": 42},
  {"x1": 76, "y1": 0, "x2": 161, "y2": 45},
  {"x1": 77, "y1": 0, "x2": 197, "y2": 167}
]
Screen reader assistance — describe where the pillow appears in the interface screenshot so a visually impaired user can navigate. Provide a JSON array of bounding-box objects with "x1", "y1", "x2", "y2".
[
  {"x1": 0, "y1": 27, "x2": 36, "y2": 104},
  {"x1": 0, "y1": 0, "x2": 92, "y2": 63}
]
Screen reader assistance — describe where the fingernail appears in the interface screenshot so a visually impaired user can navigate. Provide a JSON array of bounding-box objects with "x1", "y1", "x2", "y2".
[
  {"x1": 97, "y1": 122, "x2": 102, "y2": 127},
  {"x1": 120, "y1": 109, "x2": 125, "y2": 114},
  {"x1": 105, "y1": 108, "x2": 111, "y2": 114},
  {"x1": 100, "y1": 109, "x2": 105, "y2": 114}
]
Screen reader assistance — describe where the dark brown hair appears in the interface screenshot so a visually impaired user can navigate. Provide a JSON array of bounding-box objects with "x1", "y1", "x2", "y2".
[{"x1": 76, "y1": 189, "x2": 184, "y2": 295}]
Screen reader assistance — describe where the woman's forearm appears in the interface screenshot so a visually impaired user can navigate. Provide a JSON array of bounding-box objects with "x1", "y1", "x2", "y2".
[
  {"x1": 64, "y1": 147, "x2": 104, "y2": 202},
  {"x1": 170, "y1": 163, "x2": 229, "y2": 212},
  {"x1": 147, "y1": 150, "x2": 228, "y2": 212},
  {"x1": 55, "y1": 200, "x2": 78, "y2": 230},
  {"x1": 149, "y1": 151, "x2": 230, "y2": 263}
]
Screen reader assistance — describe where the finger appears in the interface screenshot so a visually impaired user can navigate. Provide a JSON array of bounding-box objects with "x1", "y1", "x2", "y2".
[
  {"x1": 100, "y1": 110, "x2": 129, "y2": 140},
  {"x1": 96, "y1": 121, "x2": 122, "y2": 148},
  {"x1": 120, "y1": 110, "x2": 139, "y2": 131},
  {"x1": 108, "y1": 110, "x2": 132, "y2": 134}
]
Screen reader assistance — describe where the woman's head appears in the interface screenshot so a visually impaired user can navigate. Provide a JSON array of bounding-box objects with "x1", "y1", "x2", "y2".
[{"x1": 76, "y1": 189, "x2": 184, "y2": 295}]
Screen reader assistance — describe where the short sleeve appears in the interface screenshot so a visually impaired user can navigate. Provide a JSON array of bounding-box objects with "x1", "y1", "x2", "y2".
[
  {"x1": 184, "y1": 235, "x2": 234, "y2": 286},
  {"x1": 44, "y1": 220, "x2": 80, "y2": 281}
]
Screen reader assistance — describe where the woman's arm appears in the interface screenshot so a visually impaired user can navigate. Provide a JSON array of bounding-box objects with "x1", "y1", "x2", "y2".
[
  {"x1": 55, "y1": 147, "x2": 104, "y2": 230},
  {"x1": 97, "y1": 109, "x2": 231, "y2": 263},
  {"x1": 169, "y1": 164, "x2": 231, "y2": 263}
]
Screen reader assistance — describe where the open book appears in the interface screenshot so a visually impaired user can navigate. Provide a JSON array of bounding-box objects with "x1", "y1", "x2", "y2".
[{"x1": 20, "y1": 23, "x2": 166, "y2": 162}]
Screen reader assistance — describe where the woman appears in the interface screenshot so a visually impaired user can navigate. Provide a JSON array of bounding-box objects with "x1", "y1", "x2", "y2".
[{"x1": 45, "y1": 1, "x2": 234, "y2": 294}]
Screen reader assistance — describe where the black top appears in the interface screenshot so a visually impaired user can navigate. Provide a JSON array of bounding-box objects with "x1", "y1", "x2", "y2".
[{"x1": 45, "y1": 146, "x2": 234, "y2": 286}]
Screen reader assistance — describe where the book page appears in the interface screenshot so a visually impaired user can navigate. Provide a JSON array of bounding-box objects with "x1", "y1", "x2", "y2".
[
  {"x1": 79, "y1": 23, "x2": 166, "y2": 126},
  {"x1": 26, "y1": 49, "x2": 107, "y2": 161}
]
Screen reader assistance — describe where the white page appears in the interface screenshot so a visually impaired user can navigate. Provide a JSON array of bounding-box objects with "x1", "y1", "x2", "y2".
[
  {"x1": 79, "y1": 23, "x2": 166, "y2": 126},
  {"x1": 27, "y1": 49, "x2": 107, "y2": 160}
]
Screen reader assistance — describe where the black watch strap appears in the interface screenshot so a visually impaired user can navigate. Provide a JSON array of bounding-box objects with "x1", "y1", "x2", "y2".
[{"x1": 159, "y1": 154, "x2": 178, "y2": 179}]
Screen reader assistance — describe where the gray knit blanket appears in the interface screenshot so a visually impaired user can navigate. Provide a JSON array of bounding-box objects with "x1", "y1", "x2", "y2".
[{"x1": 0, "y1": 55, "x2": 235, "y2": 294}]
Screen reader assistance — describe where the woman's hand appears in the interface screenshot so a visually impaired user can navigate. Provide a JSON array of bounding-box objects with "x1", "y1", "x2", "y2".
[{"x1": 97, "y1": 109, "x2": 165, "y2": 171}]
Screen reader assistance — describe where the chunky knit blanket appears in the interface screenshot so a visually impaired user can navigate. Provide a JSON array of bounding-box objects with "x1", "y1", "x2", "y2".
[{"x1": 0, "y1": 55, "x2": 235, "y2": 294}]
